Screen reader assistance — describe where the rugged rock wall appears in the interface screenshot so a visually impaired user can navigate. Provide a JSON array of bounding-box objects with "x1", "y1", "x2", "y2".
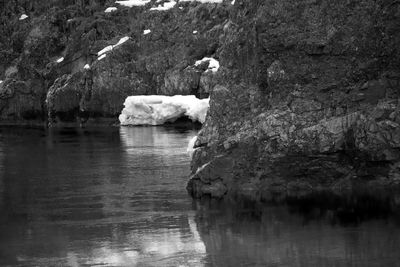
[
  {"x1": 0, "y1": 0, "x2": 226, "y2": 124},
  {"x1": 1, "y1": 0, "x2": 399, "y2": 199},
  {"x1": 188, "y1": 0, "x2": 400, "y2": 200}
]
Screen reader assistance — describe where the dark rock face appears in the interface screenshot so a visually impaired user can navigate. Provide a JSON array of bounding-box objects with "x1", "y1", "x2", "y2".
[
  {"x1": 188, "y1": 0, "x2": 400, "y2": 200},
  {"x1": 1, "y1": 0, "x2": 399, "y2": 200},
  {"x1": 0, "y1": 0, "x2": 227, "y2": 124}
]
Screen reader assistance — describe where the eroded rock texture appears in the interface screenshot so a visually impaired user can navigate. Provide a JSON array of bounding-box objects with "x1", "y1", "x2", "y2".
[
  {"x1": 188, "y1": 0, "x2": 400, "y2": 200},
  {"x1": 0, "y1": 0, "x2": 225, "y2": 124}
]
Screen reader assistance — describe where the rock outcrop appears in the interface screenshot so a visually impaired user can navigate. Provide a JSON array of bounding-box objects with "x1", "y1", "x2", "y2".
[
  {"x1": 188, "y1": 0, "x2": 400, "y2": 200},
  {"x1": 0, "y1": 0, "x2": 227, "y2": 124},
  {"x1": 1, "y1": 0, "x2": 399, "y2": 200}
]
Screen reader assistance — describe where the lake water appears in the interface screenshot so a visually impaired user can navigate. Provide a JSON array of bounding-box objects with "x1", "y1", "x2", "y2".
[{"x1": 0, "y1": 126, "x2": 399, "y2": 266}]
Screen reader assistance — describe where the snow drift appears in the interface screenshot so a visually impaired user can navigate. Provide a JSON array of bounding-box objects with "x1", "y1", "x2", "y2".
[{"x1": 119, "y1": 95, "x2": 209, "y2": 125}]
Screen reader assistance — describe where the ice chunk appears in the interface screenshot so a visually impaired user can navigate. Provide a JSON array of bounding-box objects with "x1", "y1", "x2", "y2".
[
  {"x1": 105, "y1": 7, "x2": 118, "y2": 12},
  {"x1": 119, "y1": 95, "x2": 209, "y2": 125},
  {"x1": 143, "y1": 29, "x2": 151, "y2": 35},
  {"x1": 84, "y1": 64, "x2": 90, "y2": 69},
  {"x1": 56, "y1": 57, "x2": 64, "y2": 63},
  {"x1": 19, "y1": 14, "x2": 28, "y2": 20},
  {"x1": 98, "y1": 36, "x2": 130, "y2": 56},
  {"x1": 187, "y1": 136, "x2": 198, "y2": 157},
  {"x1": 115, "y1": 0, "x2": 151, "y2": 7},
  {"x1": 195, "y1": 57, "x2": 219, "y2": 73},
  {"x1": 98, "y1": 54, "x2": 107, "y2": 61},
  {"x1": 150, "y1": 0, "x2": 176, "y2": 11}
]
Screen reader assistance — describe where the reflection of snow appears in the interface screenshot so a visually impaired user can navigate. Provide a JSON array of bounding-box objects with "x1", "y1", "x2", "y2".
[
  {"x1": 119, "y1": 126, "x2": 196, "y2": 157},
  {"x1": 187, "y1": 135, "x2": 197, "y2": 158},
  {"x1": 126, "y1": 214, "x2": 206, "y2": 265},
  {"x1": 70, "y1": 214, "x2": 206, "y2": 266},
  {"x1": 84, "y1": 244, "x2": 139, "y2": 266},
  {"x1": 0, "y1": 138, "x2": 3, "y2": 209},
  {"x1": 119, "y1": 95, "x2": 209, "y2": 125}
]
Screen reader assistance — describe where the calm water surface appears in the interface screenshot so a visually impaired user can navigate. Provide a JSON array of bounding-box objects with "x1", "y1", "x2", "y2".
[{"x1": 0, "y1": 126, "x2": 399, "y2": 267}]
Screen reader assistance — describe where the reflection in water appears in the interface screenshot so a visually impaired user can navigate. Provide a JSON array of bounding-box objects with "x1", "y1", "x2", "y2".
[
  {"x1": 0, "y1": 126, "x2": 204, "y2": 266},
  {"x1": 194, "y1": 199, "x2": 400, "y2": 266},
  {"x1": 0, "y1": 134, "x2": 3, "y2": 211},
  {"x1": 0, "y1": 127, "x2": 400, "y2": 266}
]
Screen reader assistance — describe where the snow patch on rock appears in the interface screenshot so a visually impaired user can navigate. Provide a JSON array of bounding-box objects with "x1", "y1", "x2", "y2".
[
  {"x1": 195, "y1": 57, "x2": 220, "y2": 73},
  {"x1": 119, "y1": 95, "x2": 209, "y2": 125},
  {"x1": 115, "y1": 0, "x2": 150, "y2": 7},
  {"x1": 150, "y1": 0, "x2": 176, "y2": 11},
  {"x1": 98, "y1": 54, "x2": 107, "y2": 61},
  {"x1": 19, "y1": 14, "x2": 28, "y2": 20},
  {"x1": 105, "y1": 7, "x2": 118, "y2": 12},
  {"x1": 180, "y1": 0, "x2": 223, "y2": 3},
  {"x1": 98, "y1": 36, "x2": 130, "y2": 56}
]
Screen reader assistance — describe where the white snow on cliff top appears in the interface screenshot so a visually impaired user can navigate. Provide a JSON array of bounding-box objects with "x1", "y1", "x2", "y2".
[
  {"x1": 98, "y1": 36, "x2": 130, "y2": 56},
  {"x1": 150, "y1": 0, "x2": 176, "y2": 11},
  {"x1": 119, "y1": 95, "x2": 209, "y2": 125},
  {"x1": 105, "y1": 7, "x2": 118, "y2": 12},
  {"x1": 19, "y1": 14, "x2": 28, "y2": 20},
  {"x1": 195, "y1": 57, "x2": 220, "y2": 72},
  {"x1": 180, "y1": 0, "x2": 223, "y2": 3},
  {"x1": 115, "y1": 0, "x2": 150, "y2": 7}
]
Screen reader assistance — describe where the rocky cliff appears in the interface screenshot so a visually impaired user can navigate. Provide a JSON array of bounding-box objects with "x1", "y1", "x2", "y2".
[
  {"x1": 0, "y1": 0, "x2": 226, "y2": 124},
  {"x1": 187, "y1": 0, "x2": 400, "y2": 200},
  {"x1": 1, "y1": 0, "x2": 399, "y2": 200}
]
